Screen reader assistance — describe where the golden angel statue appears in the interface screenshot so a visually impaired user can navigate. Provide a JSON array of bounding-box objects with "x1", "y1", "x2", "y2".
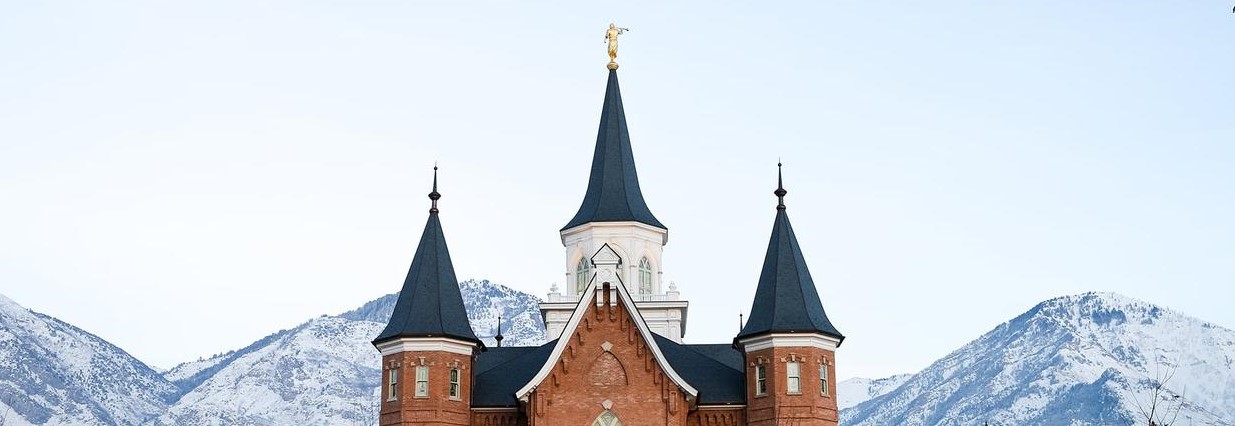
[{"x1": 605, "y1": 23, "x2": 629, "y2": 67}]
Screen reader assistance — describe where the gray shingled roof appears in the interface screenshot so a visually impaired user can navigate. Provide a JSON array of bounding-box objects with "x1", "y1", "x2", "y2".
[
  {"x1": 736, "y1": 176, "x2": 844, "y2": 343},
  {"x1": 652, "y1": 335, "x2": 746, "y2": 405},
  {"x1": 472, "y1": 342, "x2": 555, "y2": 407},
  {"x1": 562, "y1": 69, "x2": 666, "y2": 231},
  {"x1": 373, "y1": 184, "x2": 480, "y2": 346}
]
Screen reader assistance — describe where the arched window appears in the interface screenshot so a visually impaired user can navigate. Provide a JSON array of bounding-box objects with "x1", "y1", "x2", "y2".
[
  {"x1": 637, "y1": 257, "x2": 653, "y2": 294},
  {"x1": 576, "y1": 258, "x2": 592, "y2": 294},
  {"x1": 592, "y1": 410, "x2": 623, "y2": 426}
]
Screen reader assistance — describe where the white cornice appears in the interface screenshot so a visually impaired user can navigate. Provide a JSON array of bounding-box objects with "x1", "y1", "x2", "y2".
[
  {"x1": 374, "y1": 337, "x2": 477, "y2": 357},
  {"x1": 737, "y1": 333, "x2": 841, "y2": 353},
  {"x1": 514, "y1": 272, "x2": 698, "y2": 400},
  {"x1": 560, "y1": 221, "x2": 669, "y2": 245},
  {"x1": 696, "y1": 404, "x2": 747, "y2": 410},
  {"x1": 469, "y1": 407, "x2": 518, "y2": 413}
]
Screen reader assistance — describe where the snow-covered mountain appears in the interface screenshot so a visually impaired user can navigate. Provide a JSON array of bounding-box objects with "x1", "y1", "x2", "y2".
[
  {"x1": 837, "y1": 374, "x2": 912, "y2": 410},
  {"x1": 6, "y1": 286, "x2": 1234, "y2": 426},
  {"x1": 150, "y1": 279, "x2": 545, "y2": 426},
  {"x1": 840, "y1": 292, "x2": 1235, "y2": 426},
  {"x1": 0, "y1": 295, "x2": 177, "y2": 426}
]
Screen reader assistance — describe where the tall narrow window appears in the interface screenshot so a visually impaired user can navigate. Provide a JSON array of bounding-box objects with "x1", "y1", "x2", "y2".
[
  {"x1": 755, "y1": 364, "x2": 767, "y2": 396},
  {"x1": 576, "y1": 258, "x2": 591, "y2": 294},
  {"x1": 787, "y1": 362, "x2": 801, "y2": 394},
  {"x1": 387, "y1": 368, "x2": 399, "y2": 401},
  {"x1": 415, "y1": 366, "x2": 429, "y2": 397},
  {"x1": 449, "y1": 368, "x2": 460, "y2": 399},
  {"x1": 820, "y1": 364, "x2": 830, "y2": 396},
  {"x1": 638, "y1": 257, "x2": 653, "y2": 294}
]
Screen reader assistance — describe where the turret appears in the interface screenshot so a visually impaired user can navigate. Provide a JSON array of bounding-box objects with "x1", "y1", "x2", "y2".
[
  {"x1": 373, "y1": 167, "x2": 482, "y2": 426},
  {"x1": 736, "y1": 164, "x2": 845, "y2": 426}
]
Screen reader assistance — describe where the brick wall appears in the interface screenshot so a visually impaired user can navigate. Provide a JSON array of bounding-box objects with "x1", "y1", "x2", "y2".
[
  {"x1": 526, "y1": 290, "x2": 690, "y2": 426},
  {"x1": 380, "y1": 350, "x2": 474, "y2": 426},
  {"x1": 744, "y1": 346, "x2": 838, "y2": 426},
  {"x1": 471, "y1": 410, "x2": 525, "y2": 426},
  {"x1": 688, "y1": 408, "x2": 746, "y2": 426}
]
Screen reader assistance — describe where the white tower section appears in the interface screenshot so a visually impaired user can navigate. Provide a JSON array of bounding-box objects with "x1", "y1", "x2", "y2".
[{"x1": 541, "y1": 222, "x2": 688, "y2": 343}]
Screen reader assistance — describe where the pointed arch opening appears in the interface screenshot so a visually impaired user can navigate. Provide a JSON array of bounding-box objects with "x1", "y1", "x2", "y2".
[
  {"x1": 588, "y1": 352, "x2": 628, "y2": 386},
  {"x1": 576, "y1": 258, "x2": 592, "y2": 295},
  {"x1": 592, "y1": 410, "x2": 623, "y2": 426},
  {"x1": 637, "y1": 257, "x2": 653, "y2": 294}
]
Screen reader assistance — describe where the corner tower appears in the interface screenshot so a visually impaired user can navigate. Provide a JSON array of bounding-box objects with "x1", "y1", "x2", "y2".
[
  {"x1": 541, "y1": 65, "x2": 689, "y2": 343},
  {"x1": 373, "y1": 168, "x2": 483, "y2": 426},
  {"x1": 736, "y1": 164, "x2": 845, "y2": 426}
]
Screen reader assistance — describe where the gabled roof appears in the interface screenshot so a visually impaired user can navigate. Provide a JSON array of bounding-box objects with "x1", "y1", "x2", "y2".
[
  {"x1": 562, "y1": 69, "x2": 666, "y2": 231},
  {"x1": 736, "y1": 165, "x2": 844, "y2": 343},
  {"x1": 515, "y1": 244, "x2": 696, "y2": 400},
  {"x1": 373, "y1": 169, "x2": 480, "y2": 346}
]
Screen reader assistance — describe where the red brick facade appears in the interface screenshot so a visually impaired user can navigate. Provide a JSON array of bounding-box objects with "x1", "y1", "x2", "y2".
[
  {"x1": 526, "y1": 290, "x2": 690, "y2": 426},
  {"x1": 743, "y1": 346, "x2": 839, "y2": 425},
  {"x1": 380, "y1": 350, "x2": 476, "y2": 426}
]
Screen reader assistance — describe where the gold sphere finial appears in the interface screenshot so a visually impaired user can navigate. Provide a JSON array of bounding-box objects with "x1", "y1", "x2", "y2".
[{"x1": 605, "y1": 23, "x2": 629, "y2": 69}]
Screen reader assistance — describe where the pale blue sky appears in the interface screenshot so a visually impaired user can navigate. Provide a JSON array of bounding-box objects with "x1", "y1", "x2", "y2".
[{"x1": 1, "y1": 1, "x2": 1232, "y2": 380}]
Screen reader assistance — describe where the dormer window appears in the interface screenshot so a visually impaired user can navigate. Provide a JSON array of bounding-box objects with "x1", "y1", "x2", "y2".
[
  {"x1": 576, "y1": 258, "x2": 592, "y2": 294},
  {"x1": 638, "y1": 257, "x2": 653, "y2": 294}
]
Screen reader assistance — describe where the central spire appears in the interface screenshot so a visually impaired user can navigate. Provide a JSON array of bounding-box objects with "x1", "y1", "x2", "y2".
[{"x1": 561, "y1": 69, "x2": 666, "y2": 231}]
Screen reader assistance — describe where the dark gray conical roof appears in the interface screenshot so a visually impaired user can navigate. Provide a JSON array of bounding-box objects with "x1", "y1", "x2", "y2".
[
  {"x1": 374, "y1": 169, "x2": 480, "y2": 346},
  {"x1": 737, "y1": 166, "x2": 844, "y2": 343},
  {"x1": 562, "y1": 69, "x2": 666, "y2": 231}
]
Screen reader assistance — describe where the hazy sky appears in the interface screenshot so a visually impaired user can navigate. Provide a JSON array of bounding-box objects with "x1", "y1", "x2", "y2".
[{"x1": 2, "y1": 2, "x2": 1233, "y2": 381}]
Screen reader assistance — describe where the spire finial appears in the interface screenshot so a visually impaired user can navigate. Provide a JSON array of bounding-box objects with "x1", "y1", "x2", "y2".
[
  {"x1": 495, "y1": 314, "x2": 505, "y2": 348},
  {"x1": 428, "y1": 165, "x2": 441, "y2": 214},
  {"x1": 775, "y1": 162, "x2": 787, "y2": 210}
]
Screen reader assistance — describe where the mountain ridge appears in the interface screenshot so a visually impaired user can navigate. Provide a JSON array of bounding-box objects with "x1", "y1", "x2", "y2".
[
  {"x1": 840, "y1": 291, "x2": 1235, "y2": 426},
  {"x1": 3, "y1": 289, "x2": 1233, "y2": 425}
]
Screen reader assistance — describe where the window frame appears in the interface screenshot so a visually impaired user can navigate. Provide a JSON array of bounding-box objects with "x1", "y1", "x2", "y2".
[
  {"x1": 449, "y1": 368, "x2": 461, "y2": 400},
  {"x1": 787, "y1": 361, "x2": 801, "y2": 394},
  {"x1": 387, "y1": 368, "x2": 399, "y2": 401},
  {"x1": 414, "y1": 365, "x2": 429, "y2": 398},
  {"x1": 637, "y1": 257, "x2": 653, "y2": 294},
  {"x1": 576, "y1": 258, "x2": 591, "y2": 294},
  {"x1": 755, "y1": 364, "x2": 768, "y2": 396},
  {"x1": 820, "y1": 363, "x2": 830, "y2": 396}
]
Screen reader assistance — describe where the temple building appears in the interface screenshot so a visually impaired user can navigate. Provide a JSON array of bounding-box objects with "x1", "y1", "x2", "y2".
[{"x1": 371, "y1": 50, "x2": 845, "y2": 426}]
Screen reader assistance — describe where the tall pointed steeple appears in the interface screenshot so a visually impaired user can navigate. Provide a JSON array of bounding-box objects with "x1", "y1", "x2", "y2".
[
  {"x1": 562, "y1": 69, "x2": 665, "y2": 231},
  {"x1": 374, "y1": 167, "x2": 480, "y2": 345},
  {"x1": 737, "y1": 164, "x2": 843, "y2": 342}
]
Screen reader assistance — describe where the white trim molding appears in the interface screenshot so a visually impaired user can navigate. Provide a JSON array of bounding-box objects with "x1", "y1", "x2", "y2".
[
  {"x1": 737, "y1": 333, "x2": 841, "y2": 353},
  {"x1": 375, "y1": 337, "x2": 478, "y2": 357}
]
